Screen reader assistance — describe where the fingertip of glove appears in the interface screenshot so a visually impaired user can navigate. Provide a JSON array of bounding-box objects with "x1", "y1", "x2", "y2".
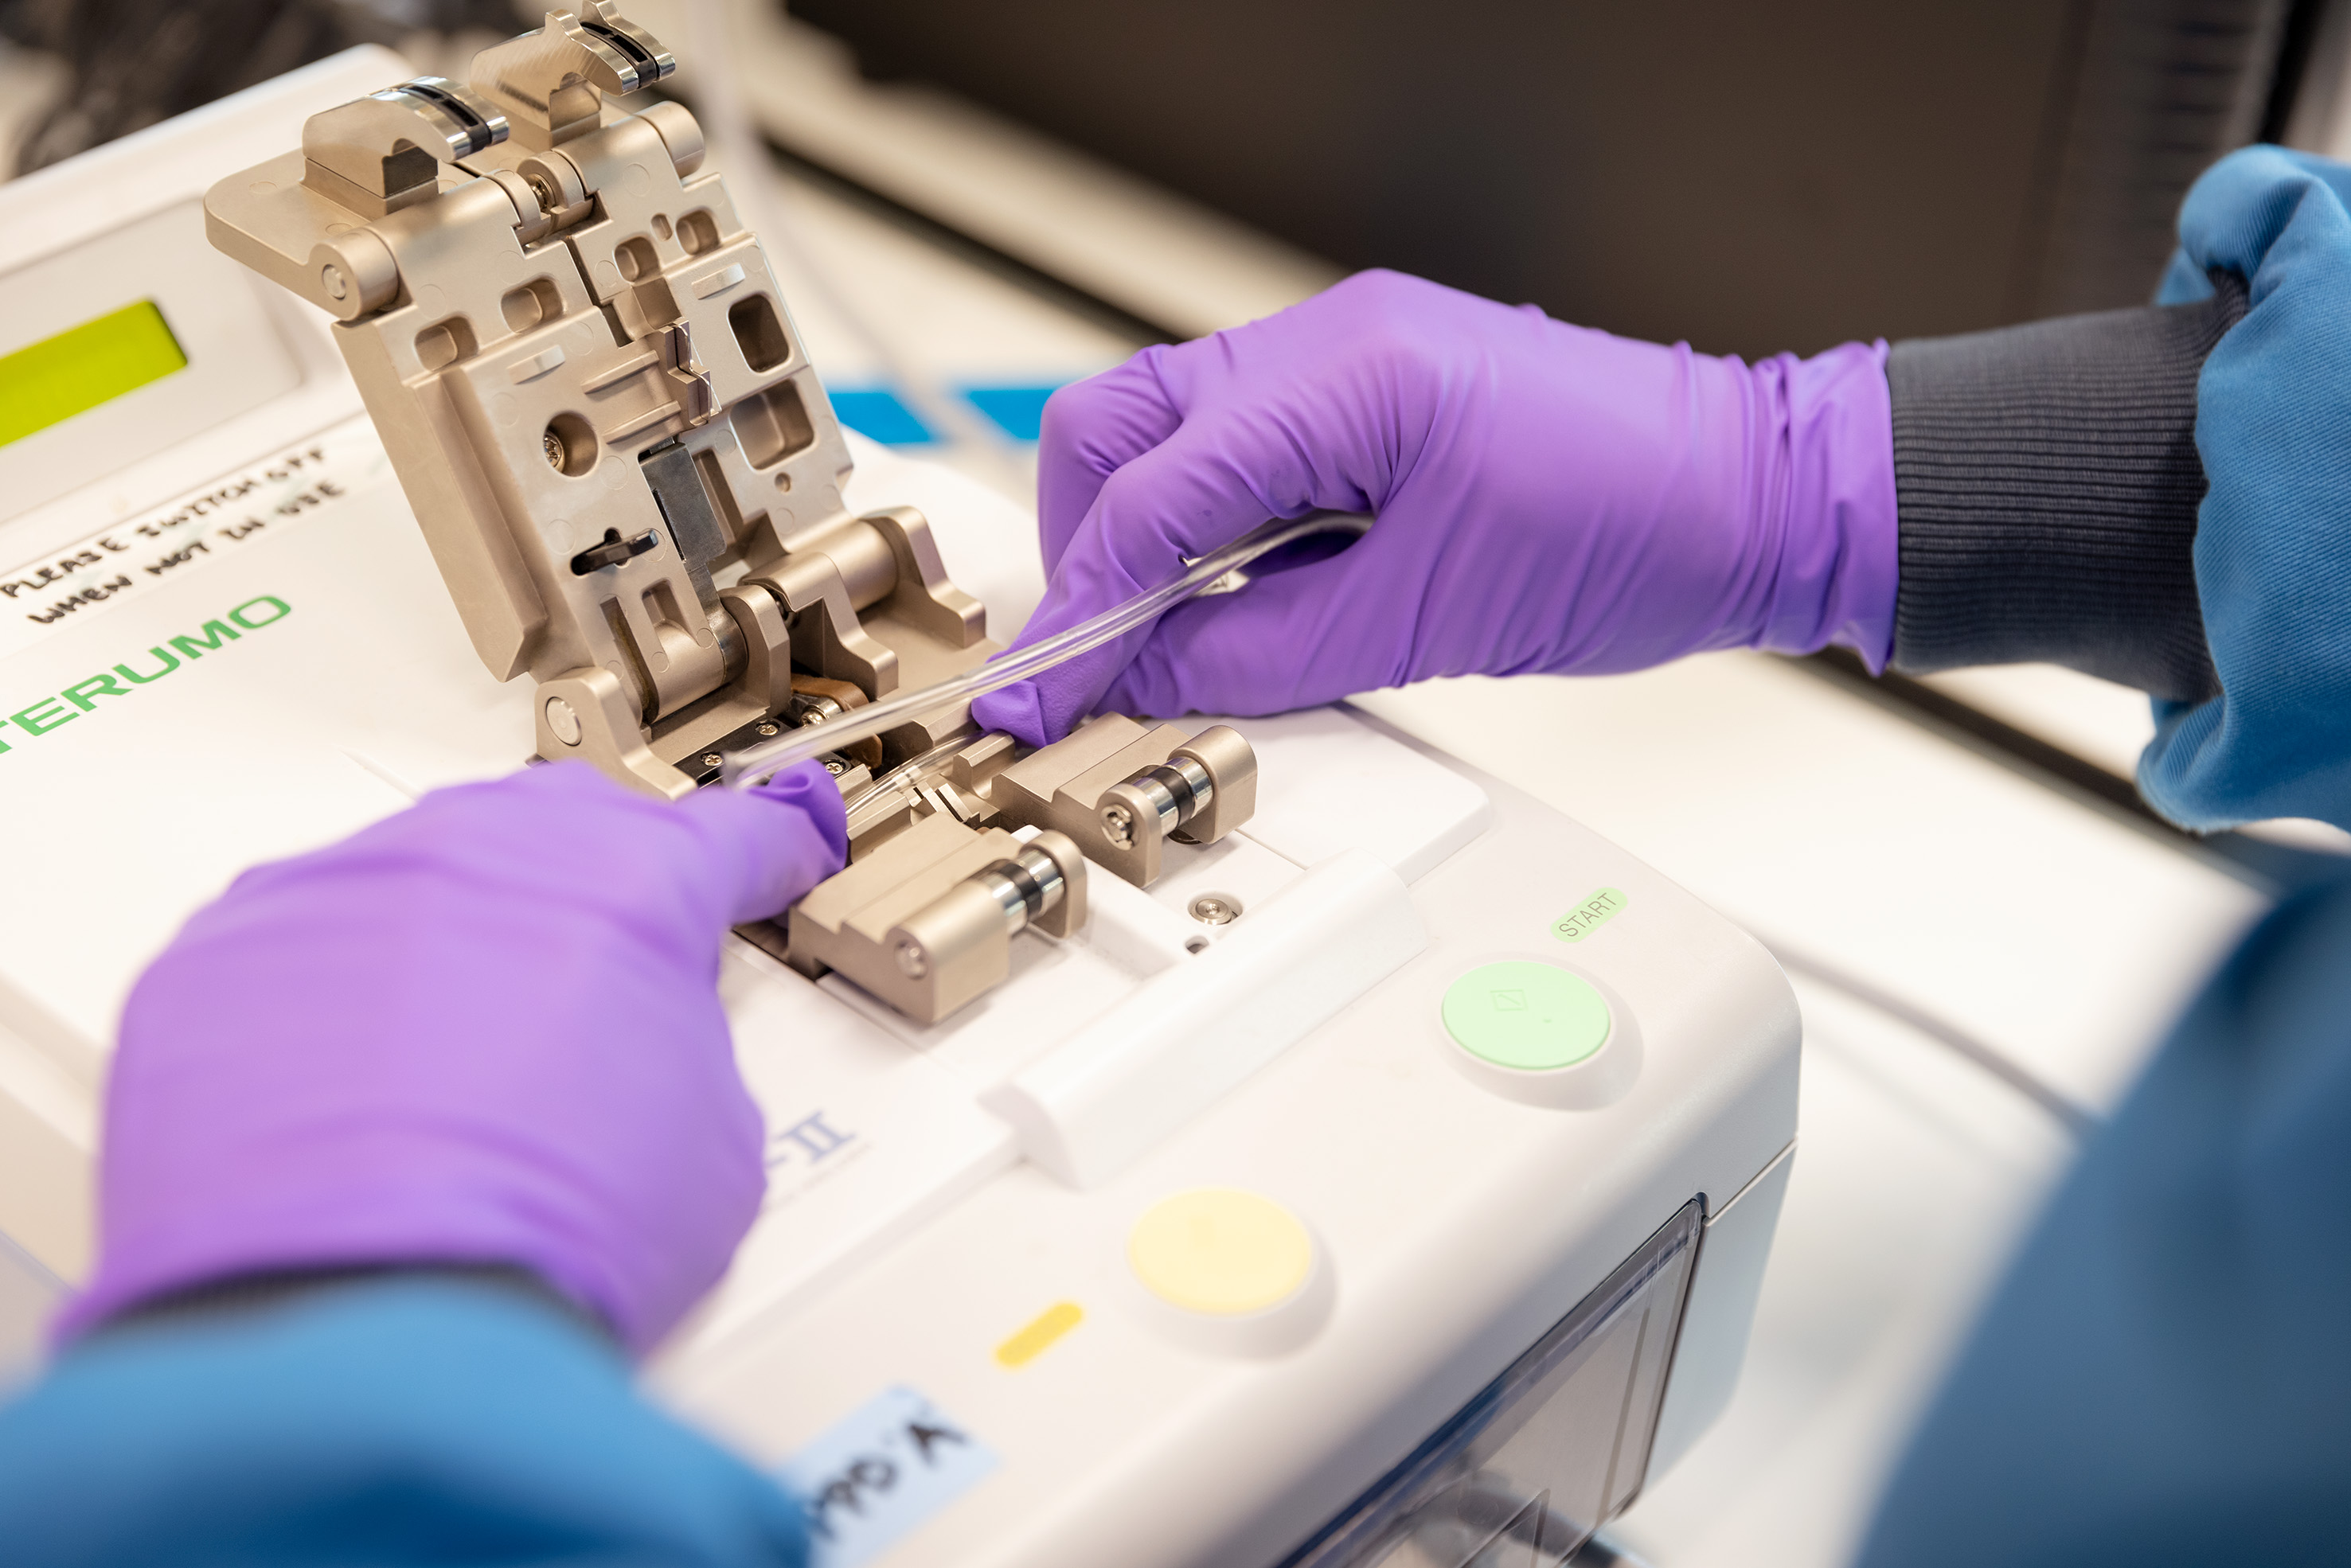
[
  {"x1": 971, "y1": 684, "x2": 1053, "y2": 747},
  {"x1": 746, "y1": 760, "x2": 849, "y2": 870},
  {"x1": 678, "y1": 761, "x2": 849, "y2": 920}
]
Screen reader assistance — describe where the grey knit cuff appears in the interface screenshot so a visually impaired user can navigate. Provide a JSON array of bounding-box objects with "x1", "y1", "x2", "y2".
[{"x1": 1887, "y1": 275, "x2": 2247, "y2": 703}]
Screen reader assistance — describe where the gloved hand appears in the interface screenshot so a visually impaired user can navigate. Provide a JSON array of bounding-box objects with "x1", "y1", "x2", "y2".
[
  {"x1": 57, "y1": 760, "x2": 849, "y2": 1357},
  {"x1": 974, "y1": 269, "x2": 1899, "y2": 743}
]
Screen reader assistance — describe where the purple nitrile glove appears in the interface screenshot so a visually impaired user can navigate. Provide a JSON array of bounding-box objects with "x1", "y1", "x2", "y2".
[
  {"x1": 972, "y1": 269, "x2": 1898, "y2": 743},
  {"x1": 56, "y1": 759, "x2": 848, "y2": 1357}
]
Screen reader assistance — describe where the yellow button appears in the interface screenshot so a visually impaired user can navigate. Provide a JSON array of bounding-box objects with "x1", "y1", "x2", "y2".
[{"x1": 1127, "y1": 1188, "x2": 1315, "y2": 1316}]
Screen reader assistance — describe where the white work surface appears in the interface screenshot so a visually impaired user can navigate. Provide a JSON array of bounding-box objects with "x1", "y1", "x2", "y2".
[{"x1": 0, "y1": 25, "x2": 2302, "y2": 1568}]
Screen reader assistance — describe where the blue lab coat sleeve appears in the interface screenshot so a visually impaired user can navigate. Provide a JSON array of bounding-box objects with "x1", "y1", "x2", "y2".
[
  {"x1": 1867, "y1": 146, "x2": 2351, "y2": 1541},
  {"x1": 1855, "y1": 866, "x2": 2351, "y2": 1568},
  {"x1": 2140, "y1": 146, "x2": 2351, "y2": 832},
  {"x1": 0, "y1": 1273, "x2": 809, "y2": 1566}
]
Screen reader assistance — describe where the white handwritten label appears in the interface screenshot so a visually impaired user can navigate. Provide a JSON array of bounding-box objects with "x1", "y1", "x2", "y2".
[{"x1": 778, "y1": 1387, "x2": 999, "y2": 1568}]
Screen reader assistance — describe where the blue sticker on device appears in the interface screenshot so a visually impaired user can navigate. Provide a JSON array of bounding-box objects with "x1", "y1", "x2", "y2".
[
  {"x1": 829, "y1": 388, "x2": 935, "y2": 446},
  {"x1": 779, "y1": 1387, "x2": 999, "y2": 1568},
  {"x1": 961, "y1": 384, "x2": 1060, "y2": 442}
]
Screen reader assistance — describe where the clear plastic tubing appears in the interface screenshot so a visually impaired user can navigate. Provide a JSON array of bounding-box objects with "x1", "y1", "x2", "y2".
[{"x1": 720, "y1": 510, "x2": 1373, "y2": 789}]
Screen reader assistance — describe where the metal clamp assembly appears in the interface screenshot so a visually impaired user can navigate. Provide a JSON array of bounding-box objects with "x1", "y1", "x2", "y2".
[
  {"x1": 205, "y1": 6, "x2": 992, "y2": 801},
  {"x1": 1102, "y1": 751, "x2": 1219, "y2": 850},
  {"x1": 787, "y1": 813, "x2": 1088, "y2": 1024},
  {"x1": 990, "y1": 715, "x2": 1258, "y2": 887},
  {"x1": 471, "y1": 2, "x2": 675, "y2": 149},
  {"x1": 301, "y1": 78, "x2": 508, "y2": 217},
  {"x1": 203, "y1": 10, "x2": 1274, "y2": 1028},
  {"x1": 967, "y1": 841, "x2": 1077, "y2": 941}
]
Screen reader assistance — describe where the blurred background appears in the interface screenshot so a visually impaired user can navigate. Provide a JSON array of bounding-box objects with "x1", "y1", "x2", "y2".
[
  {"x1": 8, "y1": 0, "x2": 2351, "y2": 352},
  {"x1": 5, "y1": 6, "x2": 2350, "y2": 1566},
  {"x1": 792, "y1": 0, "x2": 2316, "y2": 351}
]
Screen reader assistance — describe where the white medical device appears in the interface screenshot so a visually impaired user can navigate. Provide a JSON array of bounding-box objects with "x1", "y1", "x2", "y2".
[{"x1": 0, "y1": 41, "x2": 1795, "y2": 1568}]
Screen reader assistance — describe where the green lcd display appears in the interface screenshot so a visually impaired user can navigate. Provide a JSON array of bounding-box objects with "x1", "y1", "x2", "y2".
[{"x1": 0, "y1": 300, "x2": 189, "y2": 449}]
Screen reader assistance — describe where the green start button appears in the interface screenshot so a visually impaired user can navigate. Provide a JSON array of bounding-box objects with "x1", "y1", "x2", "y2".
[{"x1": 1442, "y1": 961, "x2": 1612, "y2": 1071}]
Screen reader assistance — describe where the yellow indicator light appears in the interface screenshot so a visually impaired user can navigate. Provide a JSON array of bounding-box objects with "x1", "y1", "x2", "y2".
[
  {"x1": 0, "y1": 301, "x2": 188, "y2": 449},
  {"x1": 994, "y1": 1301, "x2": 1084, "y2": 1368}
]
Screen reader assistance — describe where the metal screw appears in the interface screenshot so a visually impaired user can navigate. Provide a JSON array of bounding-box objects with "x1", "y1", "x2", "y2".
[
  {"x1": 756, "y1": 722, "x2": 779, "y2": 737},
  {"x1": 320, "y1": 263, "x2": 349, "y2": 300},
  {"x1": 823, "y1": 759, "x2": 846, "y2": 775},
  {"x1": 702, "y1": 752, "x2": 724, "y2": 768},
  {"x1": 1188, "y1": 895, "x2": 1240, "y2": 926},
  {"x1": 894, "y1": 939, "x2": 928, "y2": 979},
  {"x1": 1100, "y1": 801, "x2": 1135, "y2": 848},
  {"x1": 543, "y1": 695, "x2": 582, "y2": 746},
  {"x1": 543, "y1": 428, "x2": 566, "y2": 470}
]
